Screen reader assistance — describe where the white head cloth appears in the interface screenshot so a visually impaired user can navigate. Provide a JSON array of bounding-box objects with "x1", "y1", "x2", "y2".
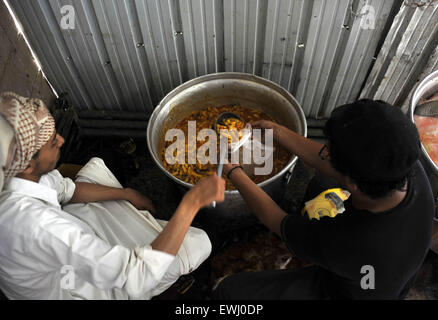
[{"x1": 0, "y1": 92, "x2": 55, "y2": 185}]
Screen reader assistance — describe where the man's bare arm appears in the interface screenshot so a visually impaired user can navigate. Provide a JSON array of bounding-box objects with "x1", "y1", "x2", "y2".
[
  {"x1": 225, "y1": 166, "x2": 287, "y2": 237},
  {"x1": 70, "y1": 182, "x2": 127, "y2": 203},
  {"x1": 70, "y1": 175, "x2": 225, "y2": 256},
  {"x1": 69, "y1": 182, "x2": 156, "y2": 213},
  {"x1": 253, "y1": 120, "x2": 342, "y2": 182},
  {"x1": 151, "y1": 174, "x2": 225, "y2": 255}
]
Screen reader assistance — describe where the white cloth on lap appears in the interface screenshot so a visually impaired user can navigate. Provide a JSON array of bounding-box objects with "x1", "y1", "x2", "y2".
[
  {"x1": 0, "y1": 157, "x2": 211, "y2": 300},
  {"x1": 63, "y1": 157, "x2": 212, "y2": 299}
]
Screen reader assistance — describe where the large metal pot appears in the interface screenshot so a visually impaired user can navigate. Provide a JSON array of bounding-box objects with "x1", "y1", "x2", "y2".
[
  {"x1": 409, "y1": 69, "x2": 438, "y2": 200},
  {"x1": 147, "y1": 73, "x2": 307, "y2": 226}
]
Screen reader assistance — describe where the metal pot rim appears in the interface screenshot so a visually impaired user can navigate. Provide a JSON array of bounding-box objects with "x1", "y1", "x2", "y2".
[
  {"x1": 146, "y1": 72, "x2": 307, "y2": 194},
  {"x1": 409, "y1": 69, "x2": 438, "y2": 174}
]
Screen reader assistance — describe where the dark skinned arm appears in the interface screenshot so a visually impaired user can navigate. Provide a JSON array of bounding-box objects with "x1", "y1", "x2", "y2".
[
  {"x1": 150, "y1": 173, "x2": 225, "y2": 255},
  {"x1": 224, "y1": 165, "x2": 287, "y2": 237},
  {"x1": 253, "y1": 120, "x2": 342, "y2": 181},
  {"x1": 69, "y1": 182, "x2": 156, "y2": 214}
]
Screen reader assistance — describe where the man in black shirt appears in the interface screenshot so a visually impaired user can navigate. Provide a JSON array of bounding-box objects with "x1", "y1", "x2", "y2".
[{"x1": 213, "y1": 99, "x2": 435, "y2": 299}]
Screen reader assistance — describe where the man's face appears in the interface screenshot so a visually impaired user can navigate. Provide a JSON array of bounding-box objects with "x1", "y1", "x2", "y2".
[{"x1": 33, "y1": 131, "x2": 65, "y2": 175}]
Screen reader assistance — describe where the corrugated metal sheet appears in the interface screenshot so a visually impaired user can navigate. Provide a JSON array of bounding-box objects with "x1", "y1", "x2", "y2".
[
  {"x1": 7, "y1": 0, "x2": 396, "y2": 118},
  {"x1": 360, "y1": 1, "x2": 438, "y2": 112}
]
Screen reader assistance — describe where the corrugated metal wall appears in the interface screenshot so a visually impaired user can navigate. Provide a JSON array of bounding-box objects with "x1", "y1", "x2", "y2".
[
  {"x1": 8, "y1": 0, "x2": 396, "y2": 118},
  {"x1": 0, "y1": 0, "x2": 56, "y2": 107},
  {"x1": 360, "y1": 1, "x2": 438, "y2": 113}
]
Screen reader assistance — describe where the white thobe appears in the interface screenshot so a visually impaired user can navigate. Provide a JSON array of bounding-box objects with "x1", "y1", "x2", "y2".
[{"x1": 0, "y1": 157, "x2": 211, "y2": 300}]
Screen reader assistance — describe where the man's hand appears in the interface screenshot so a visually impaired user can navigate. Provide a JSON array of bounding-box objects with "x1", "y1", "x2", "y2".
[
  {"x1": 252, "y1": 120, "x2": 280, "y2": 139},
  {"x1": 150, "y1": 173, "x2": 225, "y2": 256},
  {"x1": 124, "y1": 188, "x2": 157, "y2": 214},
  {"x1": 184, "y1": 173, "x2": 226, "y2": 210}
]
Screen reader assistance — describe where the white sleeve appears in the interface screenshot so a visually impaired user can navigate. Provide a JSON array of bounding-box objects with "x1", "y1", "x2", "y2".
[
  {"x1": 29, "y1": 208, "x2": 175, "y2": 298},
  {"x1": 39, "y1": 170, "x2": 76, "y2": 205}
]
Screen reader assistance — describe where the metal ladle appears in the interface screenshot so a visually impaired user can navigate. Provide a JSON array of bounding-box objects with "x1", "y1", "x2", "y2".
[
  {"x1": 211, "y1": 112, "x2": 246, "y2": 208},
  {"x1": 213, "y1": 112, "x2": 246, "y2": 176}
]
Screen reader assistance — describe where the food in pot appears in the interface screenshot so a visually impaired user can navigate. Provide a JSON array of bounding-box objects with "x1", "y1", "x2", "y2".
[
  {"x1": 216, "y1": 117, "x2": 246, "y2": 143},
  {"x1": 160, "y1": 105, "x2": 292, "y2": 190}
]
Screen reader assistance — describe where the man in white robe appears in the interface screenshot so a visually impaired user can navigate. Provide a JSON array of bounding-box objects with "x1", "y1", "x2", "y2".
[{"x1": 0, "y1": 92, "x2": 225, "y2": 300}]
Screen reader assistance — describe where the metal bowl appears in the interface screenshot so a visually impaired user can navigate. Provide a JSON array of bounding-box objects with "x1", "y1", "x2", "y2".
[
  {"x1": 146, "y1": 72, "x2": 307, "y2": 220},
  {"x1": 409, "y1": 69, "x2": 438, "y2": 199}
]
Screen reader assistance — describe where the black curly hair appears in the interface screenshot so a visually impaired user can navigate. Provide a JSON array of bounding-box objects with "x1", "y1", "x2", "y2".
[{"x1": 323, "y1": 99, "x2": 420, "y2": 199}]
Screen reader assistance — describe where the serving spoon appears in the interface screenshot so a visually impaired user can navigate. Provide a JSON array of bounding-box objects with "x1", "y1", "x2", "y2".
[{"x1": 211, "y1": 112, "x2": 248, "y2": 208}]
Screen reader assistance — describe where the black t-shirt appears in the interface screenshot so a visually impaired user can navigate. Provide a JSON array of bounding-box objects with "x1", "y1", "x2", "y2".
[{"x1": 281, "y1": 161, "x2": 435, "y2": 299}]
